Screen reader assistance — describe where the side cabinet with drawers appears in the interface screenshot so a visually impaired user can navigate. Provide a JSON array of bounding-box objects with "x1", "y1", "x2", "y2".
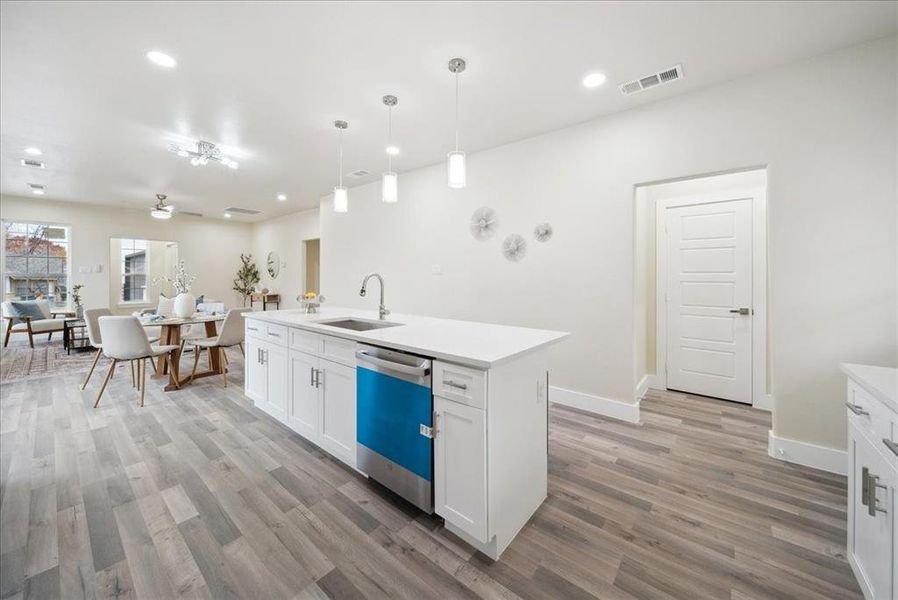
[
  {"x1": 245, "y1": 318, "x2": 357, "y2": 470},
  {"x1": 844, "y1": 367, "x2": 897, "y2": 600}
]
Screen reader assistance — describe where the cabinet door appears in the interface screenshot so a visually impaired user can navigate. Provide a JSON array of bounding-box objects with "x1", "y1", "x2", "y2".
[
  {"x1": 850, "y1": 422, "x2": 895, "y2": 600},
  {"x1": 265, "y1": 343, "x2": 289, "y2": 424},
  {"x1": 289, "y1": 350, "x2": 319, "y2": 442},
  {"x1": 434, "y1": 396, "x2": 488, "y2": 543},
  {"x1": 319, "y1": 360, "x2": 356, "y2": 468},
  {"x1": 245, "y1": 337, "x2": 267, "y2": 405}
]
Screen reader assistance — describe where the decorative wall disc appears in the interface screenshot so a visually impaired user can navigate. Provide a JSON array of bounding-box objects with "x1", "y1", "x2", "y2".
[
  {"x1": 502, "y1": 233, "x2": 527, "y2": 262},
  {"x1": 470, "y1": 207, "x2": 499, "y2": 241},
  {"x1": 534, "y1": 222, "x2": 553, "y2": 242}
]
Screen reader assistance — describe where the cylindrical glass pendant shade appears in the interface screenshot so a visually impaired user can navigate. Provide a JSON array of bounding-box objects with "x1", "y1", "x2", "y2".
[
  {"x1": 447, "y1": 151, "x2": 466, "y2": 189},
  {"x1": 333, "y1": 186, "x2": 348, "y2": 213},
  {"x1": 382, "y1": 172, "x2": 398, "y2": 203}
]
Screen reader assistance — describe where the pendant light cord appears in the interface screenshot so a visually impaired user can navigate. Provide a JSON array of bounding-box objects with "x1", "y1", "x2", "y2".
[
  {"x1": 388, "y1": 105, "x2": 393, "y2": 172},
  {"x1": 338, "y1": 127, "x2": 344, "y2": 187},
  {"x1": 454, "y1": 71, "x2": 460, "y2": 152}
]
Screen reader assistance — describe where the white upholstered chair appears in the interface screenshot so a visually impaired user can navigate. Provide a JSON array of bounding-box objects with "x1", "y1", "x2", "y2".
[
  {"x1": 95, "y1": 316, "x2": 179, "y2": 407},
  {"x1": 186, "y1": 308, "x2": 251, "y2": 387},
  {"x1": 81, "y1": 307, "x2": 111, "y2": 390}
]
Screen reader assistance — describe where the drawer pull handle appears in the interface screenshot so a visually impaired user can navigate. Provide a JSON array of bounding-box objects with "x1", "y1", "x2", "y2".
[
  {"x1": 248, "y1": 326, "x2": 259, "y2": 331},
  {"x1": 845, "y1": 402, "x2": 869, "y2": 416},
  {"x1": 884, "y1": 438, "x2": 898, "y2": 458},
  {"x1": 443, "y1": 379, "x2": 467, "y2": 391},
  {"x1": 268, "y1": 332, "x2": 281, "y2": 338}
]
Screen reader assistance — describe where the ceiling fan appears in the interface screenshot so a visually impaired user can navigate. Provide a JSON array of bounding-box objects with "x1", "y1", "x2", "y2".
[{"x1": 150, "y1": 194, "x2": 174, "y2": 220}]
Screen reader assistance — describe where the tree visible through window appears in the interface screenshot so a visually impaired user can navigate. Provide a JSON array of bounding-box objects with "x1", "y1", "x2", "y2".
[
  {"x1": 3, "y1": 222, "x2": 70, "y2": 306},
  {"x1": 120, "y1": 239, "x2": 148, "y2": 302}
]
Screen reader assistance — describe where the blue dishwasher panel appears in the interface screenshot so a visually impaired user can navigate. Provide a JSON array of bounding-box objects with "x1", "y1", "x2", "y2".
[{"x1": 357, "y1": 366, "x2": 432, "y2": 480}]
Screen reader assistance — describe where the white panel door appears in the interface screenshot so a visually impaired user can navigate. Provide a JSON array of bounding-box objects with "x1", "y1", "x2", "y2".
[
  {"x1": 434, "y1": 396, "x2": 488, "y2": 543},
  {"x1": 666, "y1": 199, "x2": 752, "y2": 403},
  {"x1": 288, "y1": 350, "x2": 319, "y2": 442},
  {"x1": 244, "y1": 337, "x2": 267, "y2": 405},
  {"x1": 319, "y1": 359, "x2": 357, "y2": 468},
  {"x1": 265, "y1": 343, "x2": 289, "y2": 424}
]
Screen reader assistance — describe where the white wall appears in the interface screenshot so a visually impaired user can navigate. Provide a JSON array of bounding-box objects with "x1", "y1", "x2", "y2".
[
  {"x1": 321, "y1": 37, "x2": 897, "y2": 451},
  {"x1": 0, "y1": 196, "x2": 254, "y2": 312},
  {"x1": 251, "y1": 208, "x2": 319, "y2": 309}
]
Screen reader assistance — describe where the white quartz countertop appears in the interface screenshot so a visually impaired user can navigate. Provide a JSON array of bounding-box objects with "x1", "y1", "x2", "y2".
[
  {"x1": 244, "y1": 306, "x2": 569, "y2": 369},
  {"x1": 841, "y1": 363, "x2": 898, "y2": 414}
]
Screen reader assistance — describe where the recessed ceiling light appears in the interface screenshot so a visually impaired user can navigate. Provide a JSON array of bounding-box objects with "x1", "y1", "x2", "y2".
[
  {"x1": 385, "y1": 145, "x2": 400, "y2": 156},
  {"x1": 24, "y1": 147, "x2": 42, "y2": 156},
  {"x1": 223, "y1": 212, "x2": 231, "y2": 219},
  {"x1": 146, "y1": 50, "x2": 177, "y2": 68},
  {"x1": 582, "y1": 72, "x2": 607, "y2": 88},
  {"x1": 276, "y1": 193, "x2": 287, "y2": 201}
]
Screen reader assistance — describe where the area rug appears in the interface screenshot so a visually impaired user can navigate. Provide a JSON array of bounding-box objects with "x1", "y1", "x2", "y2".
[{"x1": 0, "y1": 340, "x2": 98, "y2": 383}]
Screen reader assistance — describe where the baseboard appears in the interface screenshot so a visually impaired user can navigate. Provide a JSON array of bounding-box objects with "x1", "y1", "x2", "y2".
[
  {"x1": 636, "y1": 375, "x2": 649, "y2": 400},
  {"x1": 549, "y1": 386, "x2": 640, "y2": 423},
  {"x1": 753, "y1": 393, "x2": 774, "y2": 412},
  {"x1": 767, "y1": 430, "x2": 847, "y2": 476},
  {"x1": 646, "y1": 374, "x2": 664, "y2": 391}
]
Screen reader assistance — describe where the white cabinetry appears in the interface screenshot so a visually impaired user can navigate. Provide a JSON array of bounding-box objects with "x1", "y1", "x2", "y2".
[
  {"x1": 844, "y1": 367, "x2": 897, "y2": 600},
  {"x1": 433, "y1": 350, "x2": 548, "y2": 560},
  {"x1": 245, "y1": 334, "x2": 287, "y2": 422},
  {"x1": 434, "y1": 395, "x2": 487, "y2": 542},
  {"x1": 247, "y1": 318, "x2": 357, "y2": 470}
]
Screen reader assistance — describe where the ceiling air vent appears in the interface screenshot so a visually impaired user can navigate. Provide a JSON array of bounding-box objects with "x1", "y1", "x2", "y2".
[
  {"x1": 223, "y1": 207, "x2": 261, "y2": 215},
  {"x1": 619, "y1": 64, "x2": 683, "y2": 96},
  {"x1": 28, "y1": 183, "x2": 45, "y2": 191},
  {"x1": 21, "y1": 159, "x2": 45, "y2": 168},
  {"x1": 349, "y1": 169, "x2": 369, "y2": 178}
]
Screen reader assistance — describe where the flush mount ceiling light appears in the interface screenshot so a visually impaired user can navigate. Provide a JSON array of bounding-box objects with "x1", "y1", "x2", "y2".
[
  {"x1": 150, "y1": 193, "x2": 174, "y2": 219},
  {"x1": 168, "y1": 140, "x2": 238, "y2": 169},
  {"x1": 582, "y1": 72, "x2": 607, "y2": 88},
  {"x1": 382, "y1": 95, "x2": 399, "y2": 204},
  {"x1": 146, "y1": 50, "x2": 177, "y2": 68},
  {"x1": 447, "y1": 57, "x2": 467, "y2": 189},
  {"x1": 24, "y1": 147, "x2": 42, "y2": 156},
  {"x1": 276, "y1": 193, "x2": 287, "y2": 201},
  {"x1": 333, "y1": 120, "x2": 349, "y2": 213}
]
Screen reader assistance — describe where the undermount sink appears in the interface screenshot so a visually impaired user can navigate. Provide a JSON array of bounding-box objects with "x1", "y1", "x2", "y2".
[{"x1": 314, "y1": 318, "x2": 403, "y2": 332}]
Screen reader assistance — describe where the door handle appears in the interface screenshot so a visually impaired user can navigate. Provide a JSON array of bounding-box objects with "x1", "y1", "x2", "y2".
[
  {"x1": 866, "y1": 469, "x2": 888, "y2": 517},
  {"x1": 313, "y1": 368, "x2": 321, "y2": 388},
  {"x1": 846, "y1": 402, "x2": 869, "y2": 416},
  {"x1": 884, "y1": 438, "x2": 898, "y2": 458},
  {"x1": 728, "y1": 308, "x2": 752, "y2": 315},
  {"x1": 310, "y1": 366, "x2": 315, "y2": 387}
]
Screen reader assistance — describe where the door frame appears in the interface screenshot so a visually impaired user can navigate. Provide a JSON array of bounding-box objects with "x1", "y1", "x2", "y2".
[{"x1": 655, "y1": 187, "x2": 769, "y2": 409}]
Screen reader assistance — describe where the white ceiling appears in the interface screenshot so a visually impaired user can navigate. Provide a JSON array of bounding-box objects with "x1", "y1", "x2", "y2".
[{"x1": 1, "y1": 1, "x2": 895, "y2": 221}]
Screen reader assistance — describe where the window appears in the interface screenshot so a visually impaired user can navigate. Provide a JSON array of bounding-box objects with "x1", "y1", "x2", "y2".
[
  {"x1": 3, "y1": 221, "x2": 70, "y2": 307},
  {"x1": 120, "y1": 239, "x2": 148, "y2": 302}
]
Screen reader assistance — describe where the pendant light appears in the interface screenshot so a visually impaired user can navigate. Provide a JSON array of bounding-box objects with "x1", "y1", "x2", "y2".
[
  {"x1": 333, "y1": 120, "x2": 349, "y2": 213},
  {"x1": 447, "y1": 57, "x2": 467, "y2": 189},
  {"x1": 381, "y1": 95, "x2": 399, "y2": 203}
]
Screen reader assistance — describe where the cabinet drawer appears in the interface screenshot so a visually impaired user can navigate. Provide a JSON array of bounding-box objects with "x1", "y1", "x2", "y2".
[
  {"x1": 289, "y1": 329, "x2": 320, "y2": 355},
  {"x1": 433, "y1": 361, "x2": 486, "y2": 409},
  {"x1": 264, "y1": 323, "x2": 288, "y2": 345},
  {"x1": 848, "y1": 381, "x2": 897, "y2": 459},
  {"x1": 245, "y1": 320, "x2": 265, "y2": 340},
  {"x1": 320, "y1": 335, "x2": 356, "y2": 367}
]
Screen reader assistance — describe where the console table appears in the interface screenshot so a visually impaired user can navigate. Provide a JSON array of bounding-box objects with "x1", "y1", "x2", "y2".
[{"x1": 250, "y1": 293, "x2": 280, "y2": 311}]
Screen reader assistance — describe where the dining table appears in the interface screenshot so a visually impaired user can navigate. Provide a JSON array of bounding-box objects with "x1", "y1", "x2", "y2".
[{"x1": 140, "y1": 313, "x2": 226, "y2": 391}]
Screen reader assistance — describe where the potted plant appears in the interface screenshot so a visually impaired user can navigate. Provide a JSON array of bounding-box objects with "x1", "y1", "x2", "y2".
[
  {"x1": 72, "y1": 284, "x2": 84, "y2": 318},
  {"x1": 155, "y1": 260, "x2": 198, "y2": 318},
  {"x1": 233, "y1": 254, "x2": 260, "y2": 307}
]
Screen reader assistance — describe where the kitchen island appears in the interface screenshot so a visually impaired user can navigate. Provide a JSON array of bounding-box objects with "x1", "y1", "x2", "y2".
[{"x1": 243, "y1": 307, "x2": 568, "y2": 559}]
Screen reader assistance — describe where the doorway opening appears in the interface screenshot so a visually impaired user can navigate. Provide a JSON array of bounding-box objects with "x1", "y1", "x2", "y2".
[
  {"x1": 303, "y1": 238, "x2": 320, "y2": 295},
  {"x1": 634, "y1": 168, "x2": 769, "y2": 410}
]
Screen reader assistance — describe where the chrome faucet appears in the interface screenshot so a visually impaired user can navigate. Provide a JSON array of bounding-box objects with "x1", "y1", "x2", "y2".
[{"x1": 359, "y1": 273, "x2": 390, "y2": 320}]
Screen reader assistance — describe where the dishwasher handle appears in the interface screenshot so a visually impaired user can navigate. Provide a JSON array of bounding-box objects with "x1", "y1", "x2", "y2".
[{"x1": 355, "y1": 349, "x2": 431, "y2": 377}]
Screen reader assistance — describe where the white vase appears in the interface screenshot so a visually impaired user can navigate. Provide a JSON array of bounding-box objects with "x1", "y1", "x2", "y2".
[{"x1": 173, "y1": 292, "x2": 196, "y2": 318}]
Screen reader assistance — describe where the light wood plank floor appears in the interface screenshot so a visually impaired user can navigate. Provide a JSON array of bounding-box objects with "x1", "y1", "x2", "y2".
[{"x1": 0, "y1": 351, "x2": 861, "y2": 599}]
